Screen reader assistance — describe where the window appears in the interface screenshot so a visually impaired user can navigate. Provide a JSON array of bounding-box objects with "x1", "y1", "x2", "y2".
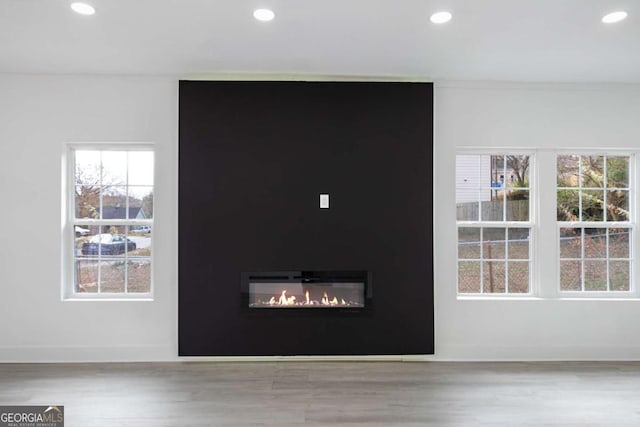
[
  {"x1": 456, "y1": 150, "x2": 637, "y2": 298},
  {"x1": 456, "y1": 154, "x2": 533, "y2": 294},
  {"x1": 557, "y1": 155, "x2": 633, "y2": 292},
  {"x1": 64, "y1": 146, "x2": 154, "y2": 298}
]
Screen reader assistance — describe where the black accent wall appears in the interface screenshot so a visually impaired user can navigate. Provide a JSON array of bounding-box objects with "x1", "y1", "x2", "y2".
[{"x1": 179, "y1": 81, "x2": 433, "y2": 356}]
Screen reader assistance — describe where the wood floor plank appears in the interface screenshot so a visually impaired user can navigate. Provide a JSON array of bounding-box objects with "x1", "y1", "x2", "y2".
[{"x1": 1, "y1": 362, "x2": 640, "y2": 426}]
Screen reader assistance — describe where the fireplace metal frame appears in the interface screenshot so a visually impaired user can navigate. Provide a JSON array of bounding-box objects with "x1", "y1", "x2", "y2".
[{"x1": 241, "y1": 270, "x2": 372, "y2": 313}]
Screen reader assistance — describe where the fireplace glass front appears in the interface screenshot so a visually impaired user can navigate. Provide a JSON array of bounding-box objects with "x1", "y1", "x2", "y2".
[{"x1": 242, "y1": 271, "x2": 370, "y2": 309}]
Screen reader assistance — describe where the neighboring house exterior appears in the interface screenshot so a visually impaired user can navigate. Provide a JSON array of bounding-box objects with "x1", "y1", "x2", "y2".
[
  {"x1": 455, "y1": 154, "x2": 492, "y2": 204},
  {"x1": 99, "y1": 206, "x2": 146, "y2": 220}
]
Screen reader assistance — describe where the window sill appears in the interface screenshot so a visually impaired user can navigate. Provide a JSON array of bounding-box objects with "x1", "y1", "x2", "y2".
[
  {"x1": 457, "y1": 295, "x2": 542, "y2": 301},
  {"x1": 457, "y1": 295, "x2": 640, "y2": 301},
  {"x1": 62, "y1": 296, "x2": 154, "y2": 302},
  {"x1": 554, "y1": 296, "x2": 640, "y2": 301}
]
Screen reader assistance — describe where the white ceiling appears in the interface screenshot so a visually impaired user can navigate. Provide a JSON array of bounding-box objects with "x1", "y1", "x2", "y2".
[{"x1": 1, "y1": 0, "x2": 638, "y2": 82}]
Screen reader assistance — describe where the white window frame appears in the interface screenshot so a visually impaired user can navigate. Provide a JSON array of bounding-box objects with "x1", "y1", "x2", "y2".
[
  {"x1": 62, "y1": 143, "x2": 155, "y2": 300},
  {"x1": 456, "y1": 148, "x2": 640, "y2": 300},
  {"x1": 554, "y1": 151, "x2": 638, "y2": 298},
  {"x1": 456, "y1": 150, "x2": 536, "y2": 297}
]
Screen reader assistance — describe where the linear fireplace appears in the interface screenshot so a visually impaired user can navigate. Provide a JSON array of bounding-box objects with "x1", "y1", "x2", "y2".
[{"x1": 241, "y1": 271, "x2": 372, "y2": 310}]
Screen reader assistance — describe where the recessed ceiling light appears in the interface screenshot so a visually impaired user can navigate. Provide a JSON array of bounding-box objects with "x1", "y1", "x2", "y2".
[
  {"x1": 602, "y1": 11, "x2": 627, "y2": 23},
  {"x1": 430, "y1": 11, "x2": 452, "y2": 24},
  {"x1": 253, "y1": 8, "x2": 275, "y2": 22},
  {"x1": 70, "y1": 2, "x2": 95, "y2": 16}
]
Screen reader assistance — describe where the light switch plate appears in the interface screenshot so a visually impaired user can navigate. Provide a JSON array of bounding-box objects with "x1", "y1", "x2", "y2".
[{"x1": 320, "y1": 194, "x2": 329, "y2": 209}]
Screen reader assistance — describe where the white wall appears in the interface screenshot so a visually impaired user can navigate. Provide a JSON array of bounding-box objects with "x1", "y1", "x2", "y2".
[
  {"x1": 435, "y1": 81, "x2": 640, "y2": 360},
  {"x1": 0, "y1": 75, "x2": 178, "y2": 362},
  {"x1": 2, "y1": 75, "x2": 640, "y2": 362}
]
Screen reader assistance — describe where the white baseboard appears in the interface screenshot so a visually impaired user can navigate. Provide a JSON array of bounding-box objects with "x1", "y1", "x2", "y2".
[
  {"x1": 178, "y1": 354, "x2": 435, "y2": 362},
  {"x1": 0, "y1": 345, "x2": 176, "y2": 363},
  {"x1": 4, "y1": 344, "x2": 640, "y2": 363},
  {"x1": 434, "y1": 344, "x2": 640, "y2": 361},
  {"x1": 0, "y1": 346, "x2": 434, "y2": 363}
]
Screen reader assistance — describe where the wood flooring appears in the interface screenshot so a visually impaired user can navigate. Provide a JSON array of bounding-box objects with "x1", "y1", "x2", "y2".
[{"x1": 1, "y1": 361, "x2": 640, "y2": 426}]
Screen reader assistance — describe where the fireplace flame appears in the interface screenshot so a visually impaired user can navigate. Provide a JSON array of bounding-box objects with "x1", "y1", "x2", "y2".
[
  {"x1": 253, "y1": 288, "x2": 360, "y2": 308},
  {"x1": 278, "y1": 290, "x2": 288, "y2": 305}
]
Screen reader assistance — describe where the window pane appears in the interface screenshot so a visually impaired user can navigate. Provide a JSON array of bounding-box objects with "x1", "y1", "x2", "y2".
[
  {"x1": 102, "y1": 151, "x2": 127, "y2": 185},
  {"x1": 557, "y1": 155, "x2": 579, "y2": 187},
  {"x1": 483, "y1": 261, "x2": 505, "y2": 293},
  {"x1": 75, "y1": 226, "x2": 97, "y2": 257},
  {"x1": 609, "y1": 261, "x2": 630, "y2": 291},
  {"x1": 78, "y1": 225, "x2": 136, "y2": 257},
  {"x1": 75, "y1": 260, "x2": 99, "y2": 293},
  {"x1": 484, "y1": 228, "x2": 506, "y2": 259},
  {"x1": 70, "y1": 148, "x2": 153, "y2": 297},
  {"x1": 581, "y1": 156, "x2": 604, "y2": 188},
  {"x1": 505, "y1": 155, "x2": 530, "y2": 189},
  {"x1": 557, "y1": 189, "x2": 579, "y2": 221},
  {"x1": 456, "y1": 153, "x2": 536, "y2": 296},
  {"x1": 584, "y1": 260, "x2": 607, "y2": 291},
  {"x1": 557, "y1": 154, "x2": 633, "y2": 294},
  {"x1": 507, "y1": 261, "x2": 529, "y2": 293},
  {"x1": 481, "y1": 198, "x2": 504, "y2": 221},
  {"x1": 508, "y1": 228, "x2": 529, "y2": 259},
  {"x1": 102, "y1": 186, "x2": 127, "y2": 219},
  {"x1": 100, "y1": 260, "x2": 125, "y2": 293},
  {"x1": 560, "y1": 261, "x2": 581, "y2": 291},
  {"x1": 128, "y1": 186, "x2": 153, "y2": 219},
  {"x1": 559, "y1": 226, "x2": 631, "y2": 292},
  {"x1": 75, "y1": 150, "x2": 101, "y2": 185},
  {"x1": 456, "y1": 155, "x2": 491, "y2": 188},
  {"x1": 606, "y1": 190, "x2": 629, "y2": 221},
  {"x1": 458, "y1": 225, "x2": 532, "y2": 294},
  {"x1": 584, "y1": 228, "x2": 606, "y2": 258},
  {"x1": 606, "y1": 156, "x2": 629, "y2": 188},
  {"x1": 127, "y1": 259, "x2": 151, "y2": 293},
  {"x1": 490, "y1": 155, "x2": 506, "y2": 189},
  {"x1": 458, "y1": 228, "x2": 480, "y2": 259},
  {"x1": 127, "y1": 225, "x2": 151, "y2": 258},
  {"x1": 128, "y1": 152, "x2": 154, "y2": 185},
  {"x1": 609, "y1": 228, "x2": 630, "y2": 258},
  {"x1": 75, "y1": 185, "x2": 100, "y2": 219},
  {"x1": 457, "y1": 200, "x2": 479, "y2": 221},
  {"x1": 560, "y1": 228, "x2": 581, "y2": 259},
  {"x1": 458, "y1": 261, "x2": 481, "y2": 293},
  {"x1": 506, "y1": 190, "x2": 529, "y2": 221},
  {"x1": 77, "y1": 226, "x2": 106, "y2": 258},
  {"x1": 456, "y1": 154, "x2": 491, "y2": 221},
  {"x1": 581, "y1": 190, "x2": 604, "y2": 221}
]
